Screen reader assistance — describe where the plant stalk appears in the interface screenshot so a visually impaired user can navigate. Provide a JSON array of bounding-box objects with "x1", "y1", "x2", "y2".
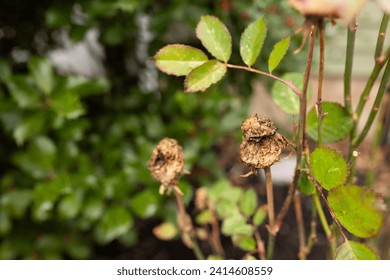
[
  {"x1": 317, "y1": 18, "x2": 325, "y2": 146},
  {"x1": 352, "y1": 59, "x2": 390, "y2": 147},
  {"x1": 344, "y1": 20, "x2": 357, "y2": 115},
  {"x1": 226, "y1": 63, "x2": 302, "y2": 97},
  {"x1": 293, "y1": 192, "x2": 306, "y2": 260},
  {"x1": 174, "y1": 190, "x2": 205, "y2": 260},
  {"x1": 275, "y1": 21, "x2": 317, "y2": 230},
  {"x1": 264, "y1": 167, "x2": 275, "y2": 259}
]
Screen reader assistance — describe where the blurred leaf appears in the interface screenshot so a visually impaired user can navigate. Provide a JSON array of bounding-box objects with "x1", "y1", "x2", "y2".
[
  {"x1": 65, "y1": 235, "x2": 91, "y2": 259},
  {"x1": 129, "y1": 190, "x2": 159, "y2": 219},
  {"x1": 13, "y1": 112, "x2": 46, "y2": 146},
  {"x1": 232, "y1": 234, "x2": 256, "y2": 251},
  {"x1": 13, "y1": 136, "x2": 57, "y2": 179},
  {"x1": 35, "y1": 234, "x2": 63, "y2": 257},
  {"x1": 0, "y1": 190, "x2": 33, "y2": 218},
  {"x1": 0, "y1": 212, "x2": 11, "y2": 236},
  {"x1": 6, "y1": 76, "x2": 41, "y2": 108},
  {"x1": 253, "y1": 207, "x2": 267, "y2": 226},
  {"x1": 207, "y1": 255, "x2": 224, "y2": 260},
  {"x1": 154, "y1": 44, "x2": 208, "y2": 76},
  {"x1": 94, "y1": 206, "x2": 133, "y2": 244},
  {"x1": 239, "y1": 188, "x2": 257, "y2": 216},
  {"x1": 207, "y1": 179, "x2": 242, "y2": 204},
  {"x1": 45, "y1": 6, "x2": 71, "y2": 27},
  {"x1": 328, "y1": 185, "x2": 384, "y2": 238},
  {"x1": 69, "y1": 25, "x2": 89, "y2": 42},
  {"x1": 335, "y1": 241, "x2": 377, "y2": 260},
  {"x1": 268, "y1": 36, "x2": 290, "y2": 73},
  {"x1": 51, "y1": 91, "x2": 84, "y2": 119},
  {"x1": 216, "y1": 200, "x2": 240, "y2": 218},
  {"x1": 310, "y1": 147, "x2": 348, "y2": 191},
  {"x1": 184, "y1": 60, "x2": 226, "y2": 92},
  {"x1": 271, "y1": 72, "x2": 310, "y2": 114},
  {"x1": 118, "y1": 228, "x2": 138, "y2": 247},
  {"x1": 196, "y1": 210, "x2": 213, "y2": 225},
  {"x1": 0, "y1": 59, "x2": 11, "y2": 82},
  {"x1": 240, "y1": 18, "x2": 267, "y2": 67},
  {"x1": 62, "y1": 76, "x2": 110, "y2": 97},
  {"x1": 32, "y1": 175, "x2": 71, "y2": 221},
  {"x1": 222, "y1": 213, "x2": 253, "y2": 236},
  {"x1": 153, "y1": 222, "x2": 178, "y2": 241},
  {"x1": 101, "y1": 23, "x2": 125, "y2": 46},
  {"x1": 307, "y1": 102, "x2": 353, "y2": 143},
  {"x1": 82, "y1": 196, "x2": 104, "y2": 221},
  {"x1": 196, "y1": 15, "x2": 232, "y2": 62},
  {"x1": 58, "y1": 192, "x2": 83, "y2": 220},
  {"x1": 28, "y1": 57, "x2": 54, "y2": 95}
]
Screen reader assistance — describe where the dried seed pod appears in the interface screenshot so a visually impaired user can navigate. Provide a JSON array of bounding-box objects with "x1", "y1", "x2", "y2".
[
  {"x1": 240, "y1": 114, "x2": 292, "y2": 175},
  {"x1": 147, "y1": 138, "x2": 185, "y2": 195},
  {"x1": 241, "y1": 114, "x2": 277, "y2": 142}
]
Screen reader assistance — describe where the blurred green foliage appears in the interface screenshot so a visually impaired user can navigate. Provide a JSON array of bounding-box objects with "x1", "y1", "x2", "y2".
[{"x1": 0, "y1": 0, "x2": 304, "y2": 259}]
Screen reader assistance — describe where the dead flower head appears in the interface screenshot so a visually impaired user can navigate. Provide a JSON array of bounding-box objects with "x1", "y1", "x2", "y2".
[
  {"x1": 147, "y1": 138, "x2": 185, "y2": 195},
  {"x1": 240, "y1": 114, "x2": 293, "y2": 176}
]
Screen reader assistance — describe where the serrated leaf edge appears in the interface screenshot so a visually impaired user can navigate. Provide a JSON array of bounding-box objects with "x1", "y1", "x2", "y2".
[
  {"x1": 240, "y1": 17, "x2": 268, "y2": 67},
  {"x1": 195, "y1": 15, "x2": 232, "y2": 63},
  {"x1": 153, "y1": 44, "x2": 209, "y2": 77}
]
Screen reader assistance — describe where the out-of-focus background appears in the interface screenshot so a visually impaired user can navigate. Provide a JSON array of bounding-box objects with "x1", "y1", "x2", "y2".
[{"x1": 0, "y1": 0, "x2": 389, "y2": 259}]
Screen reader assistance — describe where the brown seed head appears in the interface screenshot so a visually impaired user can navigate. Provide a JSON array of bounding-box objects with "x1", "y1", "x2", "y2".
[
  {"x1": 147, "y1": 138, "x2": 185, "y2": 194},
  {"x1": 240, "y1": 115, "x2": 292, "y2": 174}
]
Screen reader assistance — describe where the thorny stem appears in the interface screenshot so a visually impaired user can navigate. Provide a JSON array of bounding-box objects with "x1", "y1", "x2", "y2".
[
  {"x1": 375, "y1": 14, "x2": 389, "y2": 61},
  {"x1": 253, "y1": 226, "x2": 267, "y2": 260},
  {"x1": 226, "y1": 63, "x2": 302, "y2": 97},
  {"x1": 344, "y1": 19, "x2": 357, "y2": 115},
  {"x1": 317, "y1": 18, "x2": 325, "y2": 146},
  {"x1": 174, "y1": 190, "x2": 205, "y2": 260},
  {"x1": 293, "y1": 192, "x2": 306, "y2": 260},
  {"x1": 264, "y1": 167, "x2": 275, "y2": 260},
  {"x1": 352, "y1": 59, "x2": 390, "y2": 147},
  {"x1": 275, "y1": 22, "x2": 317, "y2": 230},
  {"x1": 348, "y1": 46, "x2": 390, "y2": 182},
  {"x1": 306, "y1": 173, "x2": 348, "y2": 243}
]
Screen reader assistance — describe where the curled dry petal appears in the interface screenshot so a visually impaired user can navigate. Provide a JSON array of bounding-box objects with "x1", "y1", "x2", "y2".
[
  {"x1": 147, "y1": 138, "x2": 185, "y2": 195},
  {"x1": 240, "y1": 114, "x2": 292, "y2": 174}
]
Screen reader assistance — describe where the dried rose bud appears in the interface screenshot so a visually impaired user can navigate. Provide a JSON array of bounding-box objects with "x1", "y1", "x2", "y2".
[
  {"x1": 147, "y1": 138, "x2": 185, "y2": 195},
  {"x1": 240, "y1": 114, "x2": 292, "y2": 175}
]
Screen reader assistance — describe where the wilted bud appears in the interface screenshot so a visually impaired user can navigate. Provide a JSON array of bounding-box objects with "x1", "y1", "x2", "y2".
[
  {"x1": 240, "y1": 114, "x2": 293, "y2": 175},
  {"x1": 147, "y1": 138, "x2": 185, "y2": 195}
]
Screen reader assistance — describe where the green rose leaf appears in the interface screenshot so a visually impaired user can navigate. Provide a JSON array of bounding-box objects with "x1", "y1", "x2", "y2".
[
  {"x1": 310, "y1": 147, "x2": 348, "y2": 190},
  {"x1": 222, "y1": 213, "x2": 253, "y2": 236},
  {"x1": 271, "y1": 72, "x2": 310, "y2": 114},
  {"x1": 184, "y1": 60, "x2": 226, "y2": 92},
  {"x1": 28, "y1": 57, "x2": 54, "y2": 96},
  {"x1": 232, "y1": 234, "x2": 256, "y2": 252},
  {"x1": 239, "y1": 188, "x2": 257, "y2": 216},
  {"x1": 94, "y1": 206, "x2": 133, "y2": 244},
  {"x1": 154, "y1": 44, "x2": 208, "y2": 76},
  {"x1": 307, "y1": 102, "x2": 353, "y2": 143},
  {"x1": 253, "y1": 206, "x2": 267, "y2": 226},
  {"x1": 196, "y1": 15, "x2": 232, "y2": 62},
  {"x1": 298, "y1": 172, "x2": 315, "y2": 195},
  {"x1": 240, "y1": 18, "x2": 267, "y2": 67},
  {"x1": 328, "y1": 185, "x2": 384, "y2": 238},
  {"x1": 268, "y1": 36, "x2": 290, "y2": 73},
  {"x1": 335, "y1": 241, "x2": 378, "y2": 260},
  {"x1": 0, "y1": 190, "x2": 32, "y2": 218}
]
